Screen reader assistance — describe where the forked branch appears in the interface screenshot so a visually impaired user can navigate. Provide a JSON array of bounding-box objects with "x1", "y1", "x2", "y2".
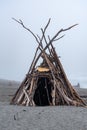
[
  {"x1": 12, "y1": 18, "x2": 39, "y2": 43},
  {"x1": 12, "y1": 17, "x2": 78, "y2": 48},
  {"x1": 50, "y1": 24, "x2": 78, "y2": 42}
]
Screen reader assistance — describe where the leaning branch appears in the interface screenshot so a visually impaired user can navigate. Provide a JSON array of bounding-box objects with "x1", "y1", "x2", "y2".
[
  {"x1": 39, "y1": 18, "x2": 51, "y2": 48},
  {"x1": 43, "y1": 18, "x2": 51, "y2": 33},
  {"x1": 50, "y1": 24, "x2": 78, "y2": 42},
  {"x1": 29, "y1": 34, "x2": 65, "y2": 73},
  {"x1": 48, "y1": 34, "x2": 65, "y2": 42},
  {"x1": 12, "y1": 18, "x2": 39, "y2": 43}
]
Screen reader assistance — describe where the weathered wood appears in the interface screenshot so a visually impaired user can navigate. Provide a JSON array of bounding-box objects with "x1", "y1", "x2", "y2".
[{"x1": 10, "y1": 19, "x2": 86, "y2": 107}]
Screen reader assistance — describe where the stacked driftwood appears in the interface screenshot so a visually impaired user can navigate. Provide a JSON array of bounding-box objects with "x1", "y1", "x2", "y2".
[{"x1": 11, "y1": 18, "x2": 86, "y2": 106}]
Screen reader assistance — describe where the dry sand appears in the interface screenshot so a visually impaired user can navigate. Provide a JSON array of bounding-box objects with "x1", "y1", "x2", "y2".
[
  {"x1": 0, "y1": 79, "x2": 87, "y2": 130},
  {"x1": 0, "y1": 103, "x2": 87, "y2": 130}
]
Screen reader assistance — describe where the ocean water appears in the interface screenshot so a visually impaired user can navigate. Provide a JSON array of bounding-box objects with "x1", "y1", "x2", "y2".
[{"x1": 70, "y1": 77, "x2": 87, "y2": 88}]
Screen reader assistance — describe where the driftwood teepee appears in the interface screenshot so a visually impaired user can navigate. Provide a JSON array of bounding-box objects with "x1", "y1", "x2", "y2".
[{"x1": 11, "y1": 18, "x2": 86, "y2": 106}]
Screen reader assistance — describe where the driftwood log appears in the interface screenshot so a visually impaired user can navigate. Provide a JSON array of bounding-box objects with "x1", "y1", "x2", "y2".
[{"x1": 11, "y1": 18, "x2": 86, "y2": 107}]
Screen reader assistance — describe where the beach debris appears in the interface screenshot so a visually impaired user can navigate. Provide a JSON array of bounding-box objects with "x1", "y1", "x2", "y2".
[
  {"x1": 14, "y1": 112, "x2": 19, "y2": 121},
  {"x1": 10, "y1": 19, "x2": 86, "y2": 106}
]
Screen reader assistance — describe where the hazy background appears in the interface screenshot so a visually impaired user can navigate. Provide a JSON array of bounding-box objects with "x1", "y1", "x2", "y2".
[{"x1": 0, "y1": 0, "x2": 87, "y2": 87}]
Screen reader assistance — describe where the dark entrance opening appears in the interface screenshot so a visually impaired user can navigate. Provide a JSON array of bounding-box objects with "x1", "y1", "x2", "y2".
[{"x1": 33, "y1": 77, "x2": 52, "y2": 106}]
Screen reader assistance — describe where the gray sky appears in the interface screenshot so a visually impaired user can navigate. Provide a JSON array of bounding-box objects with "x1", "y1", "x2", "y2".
[{"x1": 0, "y1": 0, "x2": 87, "y2": 87}]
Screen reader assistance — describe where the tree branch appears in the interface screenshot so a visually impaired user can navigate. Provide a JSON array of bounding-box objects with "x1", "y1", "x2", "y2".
[
  {"x1": 43, "y1": 18, "x2": 51, "y2": 32},
  {"x1": 53, "y1": 34, "x2": 65, "y2": 42},
  {"x1": 48, "y1": 34, "x2": 65, "y2": 42},
  {"x1": 50, "y1": 24, "x2": 78, "y2": 42},
  {"x1": 41, "y1": 28, "x2": 52, "y2": 54},
  {"x1": 39, "y1": 18, "x2": 51, "y2": 48},
  {"x1": 12, "y1": 18, "x2": 39, "y2": 43},
  {"x1": 29, "y1": 34, "x2": 65, "y2": 73}
]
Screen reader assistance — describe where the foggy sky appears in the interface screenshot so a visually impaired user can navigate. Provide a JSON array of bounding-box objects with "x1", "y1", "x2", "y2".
[{"x1": 0, "y1": 0, "x2": 87, "y2": 87}]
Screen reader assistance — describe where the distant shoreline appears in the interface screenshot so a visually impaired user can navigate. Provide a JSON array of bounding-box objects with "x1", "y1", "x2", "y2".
[{"x1": 0, "y1": 79, "x2": 87, "y2": 104}]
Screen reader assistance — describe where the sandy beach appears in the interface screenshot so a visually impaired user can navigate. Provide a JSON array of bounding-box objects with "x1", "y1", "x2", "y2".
[
  {"x1": 0, "y1": 103, "x2": 87, "y2": 130},
  {"x1": 0, "y1": 79, "x2": 87, "y2": 130}
]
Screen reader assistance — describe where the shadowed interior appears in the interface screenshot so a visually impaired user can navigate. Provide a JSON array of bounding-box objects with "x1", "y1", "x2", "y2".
[{"x1": 33, "y1": 77, "x2": 52, "y2": 106}]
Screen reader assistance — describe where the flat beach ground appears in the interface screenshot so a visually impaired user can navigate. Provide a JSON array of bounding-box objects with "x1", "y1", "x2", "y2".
[
  {"x1": 0, "y1": 80, "x2": 87, "y2": 130},
  {"x1": 0, "y1": 103, "x2": 87, "y2": 130}
]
